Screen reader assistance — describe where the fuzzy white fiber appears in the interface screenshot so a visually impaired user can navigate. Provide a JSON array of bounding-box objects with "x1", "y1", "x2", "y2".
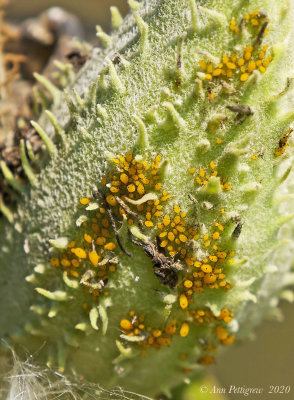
[{"x1": 0, "y1": 354, "x2": 152, "y2": 400}]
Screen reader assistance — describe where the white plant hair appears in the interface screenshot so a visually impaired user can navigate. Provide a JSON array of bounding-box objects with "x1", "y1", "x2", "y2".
[{"x1": 0, "y1": 352, "x2": 152, "y2": 400}]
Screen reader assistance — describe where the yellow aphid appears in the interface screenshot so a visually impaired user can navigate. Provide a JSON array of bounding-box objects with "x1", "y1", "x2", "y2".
[
  {"x1": 212, "y1": 68, "x2": 222, "y2": 76},
  {"x1": 127, "y1": 184, "x2": 136, "y2": 193},
  {"x1": 199, "y1": 168, "x2": 205, "y2": 178},
  {"x1": 210, "y1": 161, "x2": 216, "y2": 170},
  {"x1": 89, "y1": 250, "x2": 100, "y2": 267},
  {"x1": 240, "y1": 73, "x2": 249, "y2": 82},
  {"x1": 217, "y1": 251, "x2": 227, "y2": 259},
  {"x1": 71, "y1": 248, "x2": 87, "y2": 259},
  {"x1": 251, "y1": 18, "x2": 259, "y2": 26},
  {"x1": 71, "y1": 259, "x2": 79, "y2": 268},
  {"x1": 155, "y1": 155, "x2": 162, "y2": 164},
  {"x1": 222, "y1": 335, "x2": 235, "y2": 345},
  {"x1": 155, "y1": 183, "x2": 162, "y2": 191},
  {"x1": 199, "y1": 60, "x2": 207, "y2": 70},
  {"x1": 50, "y1": 258, "x2": 60, "y2": 267},
  {"x1": 120, "y1": 319, "x2": 133, "y2": 330},
  {"x1": 216, "y1": 325, "x2": 229, "y2": 340},
  {"x1": 226, "y1": 62, "x2": 236, "y2": 70},
  {"x1": 145, "y1": 221, "x2": 154, "y2": 227},
  {"x1": 180, "y1": 322, "x2": 190, "y2": 337},
  {"x1": 84, "y1": 233, "x2": 92, "y2": 244},
  {"x1": 163, "y1": 215, "x2": 171, "y2": 226},
  {"x1": 247, "y1": 60, "x2": 256, "y2": 73},
  {"x1": 204, "y1": 273, "x2": 217, "y2": 284},
  {"x1": 184, "y1": 280, "x2": 193, "y2": 289},
  {"x1": 137, "y1": 184, "x2": 145, "y2": 195},
  {"x1": 201, "y1": 264, "x2": 212, "y2": 273},
  {"x1": 222, "y1": 55, "x2": 229, "y2": 64},
  {"x1": 237, "y1": 58, "x2": 245, "y2": 66},
  {"x1": 168, "y1": 232, "x2": 175, "y2": 241},
  {"x1": 125, "y1": 152, "x2": 133, "y2": 162},
  {"x1": 106, "y1": 194, "x2": 117, "y2": 207},
  {"x1": 80, "y1": 197, "x2": 90, "y2": 205},
  {"x1": 205, "y1": 74, "x2": 212, "y2": 80},
  {"x1": 153, "y1": 329, "x2": 162, "y2": 338},
  {"x1": 189, "y1": 167, "x2": 196, "y2": 174},
  {"x1": 61, "y1": 258, "x2": 71, "y2": 267},
  {"x1": 179, "y1": 234, "x2": 188, "y2": 243},
  {"x1": 96, "y1": 237, "x2": 106, "y2": 246},
  {"x1": 199, "y1": 355, "x2": 215, "y2": 365},
  {"x1": 180, "y1": 293, "x2": 188, "y2": 309},
  {"x1": 104, "y1": 242, "x2": 116, "y2": 251},
  {"x1": 120, "y1": 173, "x2": 129, "y2": 184},
  {"x1": 160, "y1": 240, "x2": 168, "y2": 247},
  {"x1": 212, "y1": 232, "x2": 220, "y2": 240},
  {"x1": 174, "y1": 205, "x2": 181, "y2": 214},
  {"x1": 244, "y1": 50, "x2": 252, "y2": 60},
  {"x1": 231, "y1": 54, "x2": 237, "y2": 62}
]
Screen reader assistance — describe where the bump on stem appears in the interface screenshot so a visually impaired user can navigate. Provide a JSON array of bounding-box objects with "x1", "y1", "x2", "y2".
[
  {"x1": 31, "y1": 120, "x2": 57, "y2": 158},
  {"x1": 45, "y1": 110, "x2": 67, "y2": 147},
  {"x1": 108, "y1": 61, "x2": 126, "y2": 94},
  {"x1": 0, "y1": 160, "x2": 24, "y2": 193},
  {"x1": 19, "y1": 139, "x2": 37, "y2": 186},
  {"x1": 96, "y1": 25, "x2": 113, "y2": 48},
  {"x1": 33, "y1": 72, "x2": 60, "y2": 101},
  {"x1": 134, "y1": 13, "x2": 149, "y2": 55},
  {"x1": 110, "y1": 6, "x2": 123, "y2": 30}
]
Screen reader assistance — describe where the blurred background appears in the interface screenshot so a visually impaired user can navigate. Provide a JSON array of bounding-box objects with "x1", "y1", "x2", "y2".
[{"x1": 2, "y1": 1, "x2": 294, "y2": 398}]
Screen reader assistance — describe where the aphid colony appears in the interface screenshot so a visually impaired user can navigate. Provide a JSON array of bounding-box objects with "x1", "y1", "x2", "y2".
[
  {"x1": 49, "y1": 151, "x2": 236, "y2": 362},
  {"x1": 189, "y1": 161, "x2": 232, "y2": 191},
  {"x1": 198, "y1": 9, "x2": 271, "y2": 88},
  {"x1": 229, "y1": 9, "x2": 268, "y2": 35},
  {"x1": 119, "y1": 307, "x2": 235, "y2": 363}
]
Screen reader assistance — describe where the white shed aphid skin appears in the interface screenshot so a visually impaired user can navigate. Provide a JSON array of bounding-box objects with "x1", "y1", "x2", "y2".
[{"x1": 1, "y1": 0, "x2": 294, "y2": 398}]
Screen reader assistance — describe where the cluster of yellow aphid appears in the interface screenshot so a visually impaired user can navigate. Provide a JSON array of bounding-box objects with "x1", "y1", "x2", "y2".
[
  {"x1": 49, "y1": 153, "x2": 168, "y2": 298},
  {"x1": 189, "y1": 162, "x2": 232, "y2": 191},
  {"x1": 198, "y1": 9, "x2": 271, "y2": 87},
  {"x1": 178, "y1": 247, "x2": 233, "y2": 303},
  {"x1": 49, "y1": 151, "x2": 235, "y2": 364},
  {"x1": 119, "y1": 307, "x2": 235, "y2": 363},
  {"x1": 198, "y1": 45, "x2": 271, "y2": 83},
  {"x1": 104, "y1": 152, "x2": 165, "y2": 210},
  {"x1": 197, "y1": 308, "x2": 235, "y2": 365},
  {"x1": 229, "y1": 9, "x2": 269, "y2": 35},
  {"x1": 50, "y1": 203, "x2": 117, "y2": 299},
  {"x1": 157, "y1": 206, "x2": 199, "y2": 258},
  {"x1": 120, "y1": 311, "x2": 177, "y2": 355}
]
